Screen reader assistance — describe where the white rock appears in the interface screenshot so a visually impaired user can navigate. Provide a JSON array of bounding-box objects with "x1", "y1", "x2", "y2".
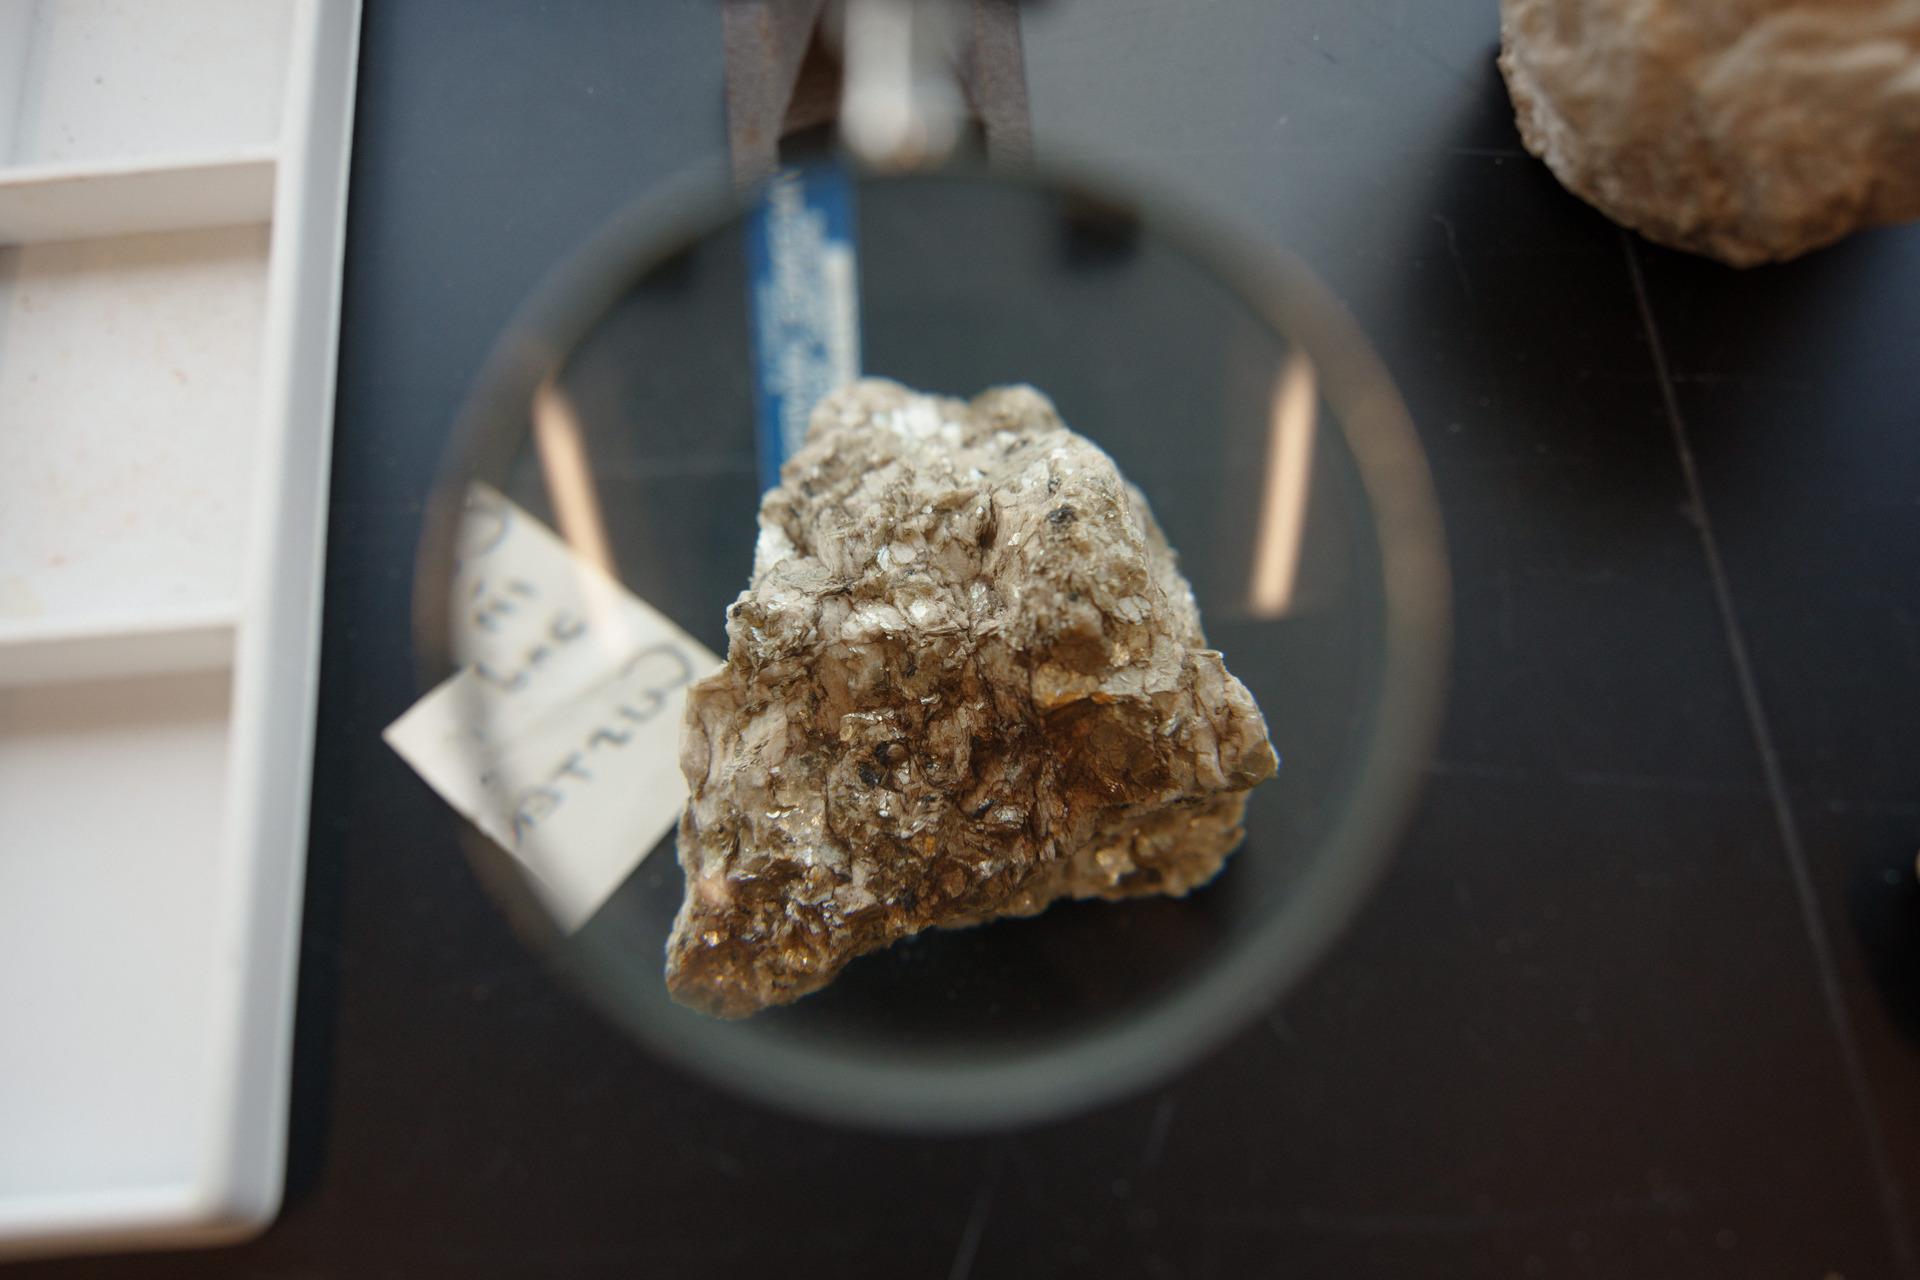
[{"x1": 1500, "y1": 0, "x2": 1920, "y2": 264}]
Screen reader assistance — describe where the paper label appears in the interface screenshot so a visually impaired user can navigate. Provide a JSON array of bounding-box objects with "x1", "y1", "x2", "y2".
[{"x1": 384, "y1": 485, "x2": 722, "y2": 931}]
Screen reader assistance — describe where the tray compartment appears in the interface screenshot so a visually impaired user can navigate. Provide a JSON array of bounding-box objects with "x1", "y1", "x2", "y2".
[
  {"x1": 0, "y1": 224, "x2": 270, "y2": 652},
  {"x1": 0, "y1": 0, "x2": 295, "y2": 169},
  {"x1": 0, "y1": 669, "x2": 232, "y2": 1203}
]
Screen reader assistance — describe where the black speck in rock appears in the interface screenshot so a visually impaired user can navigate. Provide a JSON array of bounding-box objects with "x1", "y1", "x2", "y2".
[
  {"x1": 1049, "y1": 505, "x2": 1078, "y2": 526},
  {"x1": 858, "y1": 764, "x2": 883, "y2": 787}
]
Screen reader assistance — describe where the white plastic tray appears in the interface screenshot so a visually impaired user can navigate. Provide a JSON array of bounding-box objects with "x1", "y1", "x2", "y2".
[{"x1": 0, "y1": 0, "x2": 359, "y2": 1257}]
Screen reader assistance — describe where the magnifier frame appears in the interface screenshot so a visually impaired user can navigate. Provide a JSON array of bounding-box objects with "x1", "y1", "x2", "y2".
[{"x1": 414, "y1": 157, "x2": 1450, "y2": 1131}]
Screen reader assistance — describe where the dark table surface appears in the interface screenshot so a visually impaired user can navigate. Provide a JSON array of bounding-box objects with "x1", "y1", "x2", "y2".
[{"x1": 15, "y1": 1, "x2": 1920, "y2": 1276}]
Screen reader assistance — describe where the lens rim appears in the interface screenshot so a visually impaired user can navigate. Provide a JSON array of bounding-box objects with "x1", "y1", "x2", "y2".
[{"x1": 414, "y1": 156, "x2": 1451, "y2": 1131}]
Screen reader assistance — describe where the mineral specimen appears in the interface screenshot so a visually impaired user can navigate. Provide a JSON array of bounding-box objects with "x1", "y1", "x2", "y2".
[
  {"x1": 1500, "y1": 0, "x2": 1920, "y2": 266},
  {"x1": 668, "y1": 379, "x2": 1277, "y2": 1018}
]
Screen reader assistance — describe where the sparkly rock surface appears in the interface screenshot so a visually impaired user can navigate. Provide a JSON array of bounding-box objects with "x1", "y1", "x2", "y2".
[
  {"x1": 1500, "y1": 0, "x2": 1920, "y2": 266},
  {"x1": 667, "y1": 379, "x2": 1277, "y2": 1018}
]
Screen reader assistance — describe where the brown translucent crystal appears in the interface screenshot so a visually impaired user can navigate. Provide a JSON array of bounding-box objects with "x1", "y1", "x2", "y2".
[{"x1": 668, "y1": 379, "x2": 1277, "y2": 1017}]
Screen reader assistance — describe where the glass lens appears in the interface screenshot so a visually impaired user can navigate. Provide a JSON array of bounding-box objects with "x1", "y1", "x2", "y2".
[{"x1": 419, "y1": 166, "x2": 1448, "y2": 1129}]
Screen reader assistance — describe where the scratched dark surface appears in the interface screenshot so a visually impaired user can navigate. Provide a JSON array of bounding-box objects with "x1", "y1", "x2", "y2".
[{"x1": 12, "y1": 1, "x2": 1920, "y2": 1277}]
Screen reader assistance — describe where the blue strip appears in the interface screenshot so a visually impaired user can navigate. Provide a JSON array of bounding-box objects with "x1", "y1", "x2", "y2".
[{"x1": 745, "y1": 158, "x2": 861, "y2": 492}]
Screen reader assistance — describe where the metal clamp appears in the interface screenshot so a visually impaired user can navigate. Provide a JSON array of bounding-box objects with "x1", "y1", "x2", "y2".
[{"x1": 722, "y1": 0, "x2": 1032, "y2": 186}]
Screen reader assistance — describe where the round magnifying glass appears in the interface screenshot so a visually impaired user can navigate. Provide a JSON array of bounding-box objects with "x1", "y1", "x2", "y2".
[{"x1": 415, "y1": 158, "x2": 1448, "y2": 1130}]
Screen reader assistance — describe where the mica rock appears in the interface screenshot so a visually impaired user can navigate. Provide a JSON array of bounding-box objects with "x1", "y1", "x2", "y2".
[
  {"x1": 667, "y1": 379, "x2": 1277, "y2": 1017},
  {"x1": 1499, "y1": 0, "x2": 1920, "y2": 265}
]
